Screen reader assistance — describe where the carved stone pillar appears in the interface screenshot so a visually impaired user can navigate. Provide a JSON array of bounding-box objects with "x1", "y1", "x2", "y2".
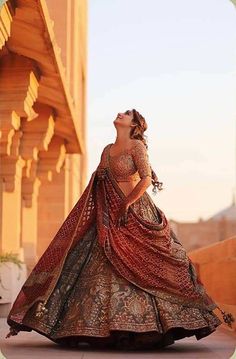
[
  {"x1": 0, "y1": 53, "x2": 39, "y2": 257},
  {"x1": 37, "y1": 135, "x2": 66, "y2": 257},
  {"x1": 0, "y1": 2, "x2": 14, "y2": 50},
  {"x1": 19, "y1": 102, "x2": 55, "y2": 270}
]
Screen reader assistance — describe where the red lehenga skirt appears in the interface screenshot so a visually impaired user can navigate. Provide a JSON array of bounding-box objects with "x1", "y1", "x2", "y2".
[{"x1": 6, "y1": 167, "x2": 231, "y2": 350}]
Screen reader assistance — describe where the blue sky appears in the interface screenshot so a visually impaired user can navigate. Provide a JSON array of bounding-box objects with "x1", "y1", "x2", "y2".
[{"x1": 87, "y1": 0, "x2": 236, "y2": 222}]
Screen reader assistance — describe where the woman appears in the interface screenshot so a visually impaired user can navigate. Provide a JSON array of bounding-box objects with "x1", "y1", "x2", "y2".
[{"x1": 5, "y1": 109, "x2": 234, "y2": 350}]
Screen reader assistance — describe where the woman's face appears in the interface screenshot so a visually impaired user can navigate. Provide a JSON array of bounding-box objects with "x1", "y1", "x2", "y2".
[{"x1": 114, "y1": 109, "x2": 135, "y2": 129}]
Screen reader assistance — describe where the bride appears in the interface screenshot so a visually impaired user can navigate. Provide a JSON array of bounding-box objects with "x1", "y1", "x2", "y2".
[{"x1": 5, "y1": 109, "x2": 234, "y2": 350}]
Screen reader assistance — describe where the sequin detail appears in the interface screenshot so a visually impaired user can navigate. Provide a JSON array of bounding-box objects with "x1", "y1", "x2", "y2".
[
  {"x1": 20, "y1": 202, "x2": 222, "y2": 346},
  {"x1": 108, "y1": 141, "x2": 152, "y2": 182}
]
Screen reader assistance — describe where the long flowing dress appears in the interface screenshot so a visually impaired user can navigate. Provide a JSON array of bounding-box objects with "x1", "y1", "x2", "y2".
[{"x1": 5, "y1": 141, "x2": 234, "y2": 350}]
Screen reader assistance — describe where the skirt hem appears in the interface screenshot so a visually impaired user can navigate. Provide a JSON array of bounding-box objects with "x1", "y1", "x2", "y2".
[{"x1": 6, "y1": 313, "x2": 222, "y2": 349}]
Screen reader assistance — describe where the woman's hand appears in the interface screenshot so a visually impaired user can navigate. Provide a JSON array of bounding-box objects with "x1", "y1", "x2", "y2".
[{"x1": 115, "y1": 199, "x2": 130, "y2": 228}]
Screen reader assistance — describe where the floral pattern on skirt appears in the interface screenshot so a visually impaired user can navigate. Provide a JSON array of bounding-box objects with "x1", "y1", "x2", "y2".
[{"x1": 21, "y1": 192, "x2": 222, "y2": 349}]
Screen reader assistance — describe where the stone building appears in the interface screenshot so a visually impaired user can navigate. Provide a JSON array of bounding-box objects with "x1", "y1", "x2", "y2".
[
  {"x1": 170, "y1": 195, "x2": 236, "y2": 252},
  {"x1": 0, "y1": 0, "x2": 87, "y2": 273},
  {"x1": 169, "y1": 195, "x2": 236, "y2": 330}
]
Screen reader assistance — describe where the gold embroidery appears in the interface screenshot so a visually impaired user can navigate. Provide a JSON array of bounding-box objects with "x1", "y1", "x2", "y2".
[
  {"x1": 106, "y1": 141, "x2": 152, "y2": 182},
  {"x1": 22, "y1": 219, "x2": 222, "y2": 345},
  {"x1": 131, "y1": 140, "x2": 152, "y2": 179},
  {"x1": 6, "y1": 141, "x2": 227, "y2": 347},
  {"x1": 108, "y1": 144, "x2": 140, "y2": 181}
]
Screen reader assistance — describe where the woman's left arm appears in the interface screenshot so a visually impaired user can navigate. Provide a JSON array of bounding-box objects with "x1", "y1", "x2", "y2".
[
  {"x1": 116, "y1": 141, "x2": 152, "y2": 227},
  {"x1": 125, "y1": 140, "x2": 152, "y2": 206}
]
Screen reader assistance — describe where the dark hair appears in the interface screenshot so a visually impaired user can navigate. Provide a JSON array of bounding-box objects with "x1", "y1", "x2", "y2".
[{"x1": 129, "y1": 108, "x2": 163, "y2": 195}]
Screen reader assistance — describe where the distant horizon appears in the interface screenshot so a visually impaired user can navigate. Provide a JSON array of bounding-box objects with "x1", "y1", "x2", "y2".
[{"x1": 88, "y1": 0, "x2": 236, "y2": 222}]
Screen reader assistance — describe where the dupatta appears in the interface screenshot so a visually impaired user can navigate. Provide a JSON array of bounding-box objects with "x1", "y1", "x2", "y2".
[
  {"x1": 95, "y1": 147, "x2": 218, "y2": 312},
  {"x1": 6, "y1": 144, "x2": 233, "y2": 335}
]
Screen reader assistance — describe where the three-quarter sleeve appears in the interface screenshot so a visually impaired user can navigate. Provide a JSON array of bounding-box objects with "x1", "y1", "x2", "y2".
[{"x1": 131, "y1": 141, "x2": 152, "y2": 179}]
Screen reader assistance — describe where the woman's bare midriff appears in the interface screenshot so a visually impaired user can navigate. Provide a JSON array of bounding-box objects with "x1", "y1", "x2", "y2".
[{"x1": 116, "y1": 179, "x2": 140, "y2": 197}]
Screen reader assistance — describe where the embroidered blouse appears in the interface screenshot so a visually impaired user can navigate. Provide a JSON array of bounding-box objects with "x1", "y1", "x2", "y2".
[{"x1": 98, "y1": 140, "x2": 152, "y2": 182}]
